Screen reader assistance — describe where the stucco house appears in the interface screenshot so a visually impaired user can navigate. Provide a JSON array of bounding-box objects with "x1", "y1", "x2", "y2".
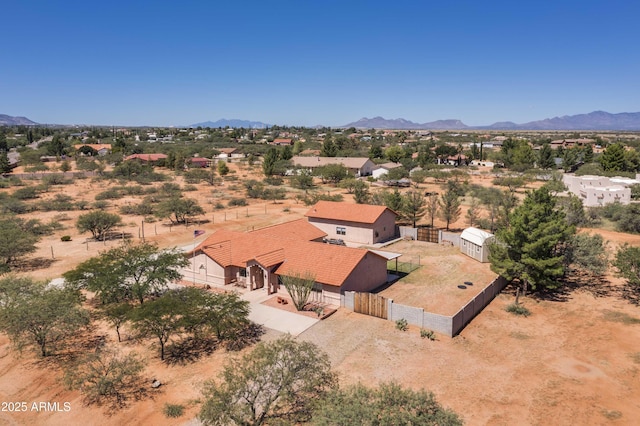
[
  {"x1": 124, "y1": 153, "x2": 168, "y2": 164},
  {"x1": 372, "y1": 162, "x2": 403, "y2": 179},
  {"x1": 189, "y1": 157, "x2": 212, "y2": 168},
  {"x1": 460, "y1": 227, "x2": 494, "y2": 263},
  {"x1": 291, "y1": 156, "x2": 376, "y2": 177},
  {"x1": 305, "y1": 201, "x2": 397, "y2": 245},
  {"x1": 73, "y1": 143, "x2": 112, "y2": 156},
  {"x1": 184, "y1": 219, "x2": 388, "y2": 305},
  {"x1": 562, "y1": 174, "x2": 638, "y2": 207}
]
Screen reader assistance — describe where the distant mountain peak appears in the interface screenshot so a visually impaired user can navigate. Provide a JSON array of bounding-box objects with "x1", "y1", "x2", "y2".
[
  {"x1": 0, "y1": 114, "x2": 38, "y2": 126},
  {"x1": 189, "y1": 118, "x2": 269, "y2": 128}
]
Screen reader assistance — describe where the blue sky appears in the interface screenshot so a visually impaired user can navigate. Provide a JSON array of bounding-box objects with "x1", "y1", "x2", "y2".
[{"x1": 1, "y1": 0, "x2": 639, "y2": 127}]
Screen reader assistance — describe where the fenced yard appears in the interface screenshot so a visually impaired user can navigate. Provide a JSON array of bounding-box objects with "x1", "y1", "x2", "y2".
[
  {"x1": 377, "y1": 240, "x2": 498, "y2": 316},
  {"x1": 386, "y1": 255, "x2": 421, "y2": 274}
]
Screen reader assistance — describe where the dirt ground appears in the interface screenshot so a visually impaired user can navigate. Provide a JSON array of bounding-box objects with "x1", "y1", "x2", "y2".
[
  {"x1": 380, "y1": 240, "x2": 499, "y2": 315},
  {"x1": 1, "y1": 162, "x2": 640, "y2": 425}
]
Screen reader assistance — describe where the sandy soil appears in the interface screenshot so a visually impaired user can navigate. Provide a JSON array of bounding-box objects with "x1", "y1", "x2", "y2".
[
  {"x1": 1, "y1": 162, "x2": 640, "y2": 425},
  {"x1": 379, "y1": 241, "x2": 499, "y2": 315}
]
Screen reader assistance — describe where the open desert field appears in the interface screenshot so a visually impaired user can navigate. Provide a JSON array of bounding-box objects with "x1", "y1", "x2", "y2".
[{"x1": 1, "y1": 161, "x2": 639, "y2": 425}]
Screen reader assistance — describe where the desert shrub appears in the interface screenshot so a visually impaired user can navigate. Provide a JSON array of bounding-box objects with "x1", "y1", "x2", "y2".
[
  {"x1": 75, "y1": 200, "x2": 90, "y2": 210},
  {"x1": 506, "y1": 303, "x2": 531, "y2": 317},
  {"x1": 38, "y1": 194, "x2": 76, "y2": 211},
  {"x1": 22, "y1": 218, "x2": 62, "y2": 236},
  {"x1": 228, "y1": 198, "x2": 247, "y2": 207},
  {"x1": 95, "y1": 188, "x2": 124, "y2": 200},
  {"x1": 163, "y1": 403, "x2": 185, "y2": 418},
  {"x1": 0, "y1": 176, "x2": 23, "y2": 188},
  {"x1": 121, "y1": 185, "x2": 146, "y2": 196},
  {"x1": 61, "y1": 235, "x2": 72, "y2": 242},
  {"x1": 143, "y1": 216, "x2": 157, "y2": 223},
  {"x1": 42, "y1": 174, "x2": 72, "y2": 186},
  {"x1": 183, "y1": 184, "x2": 198, "y2": 192},
  {"x1": 263, "y1": 176, "x2": 283, "y2": 186},
  {"x1": 1, "y1": 197, "x2": 33, "y2": 214},
  {"x1": 93, "y1": 200, "x2": 110, "y2": 209},
  {"x1": 119, "y1": 203, "x2": 154, "y2": 216},
  {"x1": 420, "y1": 329, "x2": 436, "y2": 340},
  {"x1": 214, "y1": 202, "x2": 225, "y2": 210},
  {"x1": 395, "y1": 318, "x2": 408, "y2": 331},
  {"x1": 297, "y1": 191, "x2": 344, "y2": 206},
  {"x1": 12, "y1": 186, "x2": 39, "y2": 200}
]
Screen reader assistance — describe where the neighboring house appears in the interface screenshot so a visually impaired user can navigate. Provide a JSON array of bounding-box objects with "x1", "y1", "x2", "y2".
[
  {"x1": 372, "y1": 162, "x2": 402, "y2": 179},
  {"x1": 217, "y1": 147, "x2": 244, "y2": 161},
  {"x1": 305, "y1": 201, "x2": 397, "y2": 245},
  {"x1": 124, "y1": 153, "x2": 168, "y2": 164},
  {"x1": 73, "y1": 143, "x2": 112, "y2": 156},
  {"x1": 189, "y1": 157, "x2": 212, "y2": 168},
  {"x1": 291, "y1": 156, "x2": 376, "y2": 177},
  {"x1": 185, "y1": 219, "x2": 388, "y2": 305},
  {"x1": 460, "y1": 227, "x2": 494, "y2": 263},
  {"x1": 439, "y1": 154, "x2": 468, "y2": 166},
  {"x1": 550, "y1": 138, "x2": 594, "y2": 150},
  {"x1": 563, "y1": 174, "x2": 638, "y2": 207},
  {"x1": 270, "y1": 138, "x2": 293, "y2": 146}
]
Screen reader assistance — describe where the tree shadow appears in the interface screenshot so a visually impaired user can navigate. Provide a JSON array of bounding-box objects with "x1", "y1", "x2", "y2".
[
  {"x1": 225, "y1": 323, "x2": 265, "y2": 352},
  {"x1": 164, "y1": 337, "x2": 218, "y2": 366},
  {"x1": 13, "y1": 257, "x2": 59, "y2": 272},
  {"x1": 531, "y1": 273, "x2": 623, "y2": 304}
]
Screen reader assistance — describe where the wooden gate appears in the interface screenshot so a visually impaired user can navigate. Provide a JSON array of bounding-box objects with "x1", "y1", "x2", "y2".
[
  {"x1": 354, "y1": 292, "x2": 388, "y2": 319},
  {"x1": 417, "y1": 227, "x2": 439, "y2": 243}
]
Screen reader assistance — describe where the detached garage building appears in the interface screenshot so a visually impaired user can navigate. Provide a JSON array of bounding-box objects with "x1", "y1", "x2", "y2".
[{"x1": 460, "y1": 227, "x2": 494, "y2": 263}]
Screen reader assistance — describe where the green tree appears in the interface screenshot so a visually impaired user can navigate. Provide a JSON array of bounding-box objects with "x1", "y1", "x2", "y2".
[
  {"x1": 280, "y1": 271, "x2": 316, "y2": 311},
  {"x1": 320, "y1": 136, "x2": 338, "y2": 157},
  {"x1": 262, "y1": 147, "x2": 279, "y2": 176},
  {"x1": 130, "y1": 291, "x2": 185, "y2": 360},
  {"x1": 312, "y1": 382, "x2": 462, "y2": 426},
  {"x1": 290, "y1": 170, "x2": 314, "y2": 189},
  {"x1": 102, "y1": 302, "x2": 134, "y2": 342},
  {"x1": 0, "y1": 151, "x2": 11, "y2": 173},
  {"x1": 564, "y1": 233, "x2": 609, "y2": 276},
  {"x1": 613, "y1": 244, "x2": 640, "y2": 292},
  {"x1": 353, "y1": 180, "x2": 371, "y2": 204},
  {"x1": 402, "y1": 190, "x2": 426, "y2": 227},
  {"x1": 317, "y1": 163, "x2": 349, "y2": 184},
  {"x1": 181, "y1": 289, "x2": 250, "y2": 341},
  {"x1": 217, "y1": 160, "x2": 229, "y2": 176},
  {"x1": 76, "y1": 210, "x2": 122, "y2": 241},
  {"x1": 199, "y1": 336, "x2": 337, "y2": 426},
  {"x1": 466, "y1": 197, "x2": 480, "y2": 227},
  {"x1": 438, "y1": 188, "x2": 461, "y2": 230},
  {"x1": 384, "y1": 145, "x2": 405, "y2": 163},
  {"x1": 425, "y1": 192, "x2": 439, "y2": 227},
  {"x1": 0, "y1": 277, "x2": 89, "y2": 357},
  {"x1": 600, "y1": 143, "x2": 626, "y2": 172},
  {"x1": 489, "y1": 187, "x2": 575, "y2": 294},
  {"x1": 63, "y1": 242, "x2": 188, "y2": 305},
  {"x1": 156, "y1": 196, "x2": 205, "y2": 224},
  {"x1": 0, "y1": 218, "x2": 40, "y2": 272},
  {"x1": 538, "y1": 143, "x2": 555, "y2": 169},
  {"x1": 64, "y1": 349, "x2": 145, "y2": 407},
  {"x1": 582, "y1": 144, "x2": 594, "y2": 163}
]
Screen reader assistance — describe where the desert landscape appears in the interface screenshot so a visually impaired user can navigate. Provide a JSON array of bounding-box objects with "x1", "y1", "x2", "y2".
[{"x1": 1, "y1": 157, "x2": 639, "y2": 425}]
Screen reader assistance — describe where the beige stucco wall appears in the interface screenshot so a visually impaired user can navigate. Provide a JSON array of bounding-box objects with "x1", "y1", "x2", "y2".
[
  {"x1": 309, "y1": 210, "x2": 396, "y2": 244},
  {"x1": 341, "y1": 252, "x2": 388, "y2": 292},
  {"x1": 184, "y1": 253, "x2": 231, "y2": 285}
]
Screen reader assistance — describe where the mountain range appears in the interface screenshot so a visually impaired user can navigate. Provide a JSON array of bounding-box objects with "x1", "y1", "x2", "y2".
[
  {"x1": 3, "y1": 111, "x2": 640, "y2": 130},
  {"x1": 342, "y1": 111, "x2": 640, "y2": 131},
  {"x1": 189, "y1": 118, "x2": 269, "y2": 129},
  {"x1": 0, "y1": 114, "x2": 38, "y2": 126}
]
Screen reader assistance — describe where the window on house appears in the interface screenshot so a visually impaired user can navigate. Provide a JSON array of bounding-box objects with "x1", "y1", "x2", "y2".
[
  {"x1": 476, "y1": 246, "x2": 481, "y2": 253},
  {"x1": 336, "y1": 226, "x2": 346, "y2": 235},
  {"x1": 239, "y1": 269, "x2": 247, "y2": 277}
]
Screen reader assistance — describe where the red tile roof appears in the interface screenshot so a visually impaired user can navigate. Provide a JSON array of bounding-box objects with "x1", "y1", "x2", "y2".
[
  {"x1": 305, "y1": 201, "x2": 395, "y2": 224},
  {"x1": 250, "y1": 218, "x2": 326, "y2": 241},
  {"x1": 192, "y1": 222, "x2": 382, "y2": 287}
]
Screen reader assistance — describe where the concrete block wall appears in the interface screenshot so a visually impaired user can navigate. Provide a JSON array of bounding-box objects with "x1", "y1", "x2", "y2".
[
  {"x1": 439, "y1": 230, "x2": 461, "y2": 246},
  {"x1": 399, "y1": 226, "x2": 417, "y2": 240},
  {"x1": 389, "y1": 302, "x2": 424, "y2": 326}
]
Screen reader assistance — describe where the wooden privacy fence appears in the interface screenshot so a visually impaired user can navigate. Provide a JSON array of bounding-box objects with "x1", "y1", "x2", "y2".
[
  {"x1": 416, "y1": 227, "x2": 439, "y2": 243},
  {"x1": 354, "y1": 292, "x2": 388, "y2": 319}
]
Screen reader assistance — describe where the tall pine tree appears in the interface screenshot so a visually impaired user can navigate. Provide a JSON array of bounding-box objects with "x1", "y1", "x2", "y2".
[{"x1": 489, "y1": 187, "x2": 574, "y2": 294}]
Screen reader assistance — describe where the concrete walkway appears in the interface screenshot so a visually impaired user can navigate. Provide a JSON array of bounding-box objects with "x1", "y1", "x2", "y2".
[{"x1": 241, "y1": 289, "x2": 320, "y2": 336}]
